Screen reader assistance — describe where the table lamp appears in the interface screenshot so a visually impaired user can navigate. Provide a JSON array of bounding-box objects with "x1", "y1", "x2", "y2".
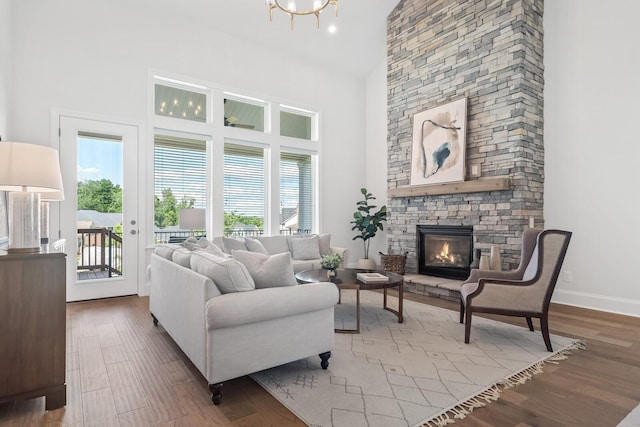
[
  {"x1": 0, "y1": 142, "x2": 64, "y2": 253},
  {"x1": 179, "y1": 208, "x2": 206, "y2": 237},
  {"x1": 40, "y1": 189, "x2": 65, "y2": 245}
]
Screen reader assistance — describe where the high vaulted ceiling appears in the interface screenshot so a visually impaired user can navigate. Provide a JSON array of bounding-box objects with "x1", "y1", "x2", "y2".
[{"x1": 133, "y1": 0, "x2": 401, "y2": 77}]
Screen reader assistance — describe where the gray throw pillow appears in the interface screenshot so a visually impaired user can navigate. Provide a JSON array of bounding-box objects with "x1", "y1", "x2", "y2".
[
  {"x1": 291, "y1": 236, "x2": 321, "y2": 260},
  {"x1": 182, "y1": 236, "x2": 199, "y2": 250},
  {"x1": 191, "y1": 251, "x2": 255, "y2": 294},
  {"x1": 232, "y1": 250, "x2": 297, "y2": 288},
  {"x1": 200, "y1": 244, "x2": 229, "y2": 258}
]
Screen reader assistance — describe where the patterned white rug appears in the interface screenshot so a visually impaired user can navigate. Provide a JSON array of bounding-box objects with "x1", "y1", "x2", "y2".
[{"x1": 252, "y1": 290, "x2": 583, "y2": 427}]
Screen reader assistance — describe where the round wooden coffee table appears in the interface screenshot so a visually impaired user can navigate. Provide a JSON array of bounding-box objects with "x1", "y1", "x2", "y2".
[{"x1": 295, "y1": 268, "x2": 404, "y2": 333}]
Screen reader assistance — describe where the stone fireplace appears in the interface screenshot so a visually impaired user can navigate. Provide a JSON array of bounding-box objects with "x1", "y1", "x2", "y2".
[
  {"x1": 386, "y1": 1, "x2": 545, "y2": 277},
  {"x1": 417, "y1": 225, "x2": 473, "y2": 280}
]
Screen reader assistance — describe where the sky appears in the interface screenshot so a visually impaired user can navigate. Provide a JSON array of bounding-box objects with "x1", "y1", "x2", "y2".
[{"x1": 77, "y1": 137, "x2": 123, "y2": 186}]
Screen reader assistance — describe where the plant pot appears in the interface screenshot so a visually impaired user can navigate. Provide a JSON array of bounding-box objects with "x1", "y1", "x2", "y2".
[{"x1": 357, "y1": 258, "x2": 376, "y2": 270}]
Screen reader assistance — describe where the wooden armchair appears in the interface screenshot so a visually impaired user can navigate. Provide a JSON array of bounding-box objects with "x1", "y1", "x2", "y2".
[{"x1": 459, "y1": 229, "x2": 572, "y2": 351}]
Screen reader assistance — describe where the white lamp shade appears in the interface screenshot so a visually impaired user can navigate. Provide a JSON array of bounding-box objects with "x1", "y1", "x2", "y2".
[
  {"x1": 0, "y1": 142, "x2": 64, "y2": 193},
  {"x1": 179, "y1": 208, "x2": 206, "y2": 230}
]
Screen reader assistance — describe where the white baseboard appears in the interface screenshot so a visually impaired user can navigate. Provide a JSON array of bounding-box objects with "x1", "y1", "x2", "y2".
[{"x1": 553, "y1": 289, "x2": 640, "y2": 318}]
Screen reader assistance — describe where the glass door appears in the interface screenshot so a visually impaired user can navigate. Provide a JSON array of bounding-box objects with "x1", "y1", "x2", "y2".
[{"x1": 58, "y1": 116, "x2": 139, "y2": 301}]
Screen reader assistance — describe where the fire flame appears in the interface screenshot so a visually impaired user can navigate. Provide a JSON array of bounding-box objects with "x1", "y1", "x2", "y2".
[{"x1": 436, "y1": 242, "x2": 456, "y2": 263}]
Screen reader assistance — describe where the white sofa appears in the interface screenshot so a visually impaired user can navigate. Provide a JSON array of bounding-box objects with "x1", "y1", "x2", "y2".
[
  {"x1": 148, "y1": 242, "x2": 339, "y2": 405},
  {"x1": 210, "y1": 233, "x2": 349, "y2": 273}
]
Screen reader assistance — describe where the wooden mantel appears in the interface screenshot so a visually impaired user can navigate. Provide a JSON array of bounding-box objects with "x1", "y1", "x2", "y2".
[{"x1": 388, "y1": 177, "x2": 511, "y2": 198}]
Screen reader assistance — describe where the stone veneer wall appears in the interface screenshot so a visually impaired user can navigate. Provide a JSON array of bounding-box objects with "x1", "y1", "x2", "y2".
[{"x1": 386, "y1": 0, "x2": 544, "y2": 272}]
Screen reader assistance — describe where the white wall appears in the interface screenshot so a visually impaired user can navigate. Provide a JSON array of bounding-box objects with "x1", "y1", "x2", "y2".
[
  {"x1": 0, "y1": 0, "x2": 11, "y2": 139},
  {"x1": 545, "y1": 0, "x2": 640, "y2": 317},
  {"x1": 9, "y1": 0, "x2": 367, "y2": 259},
  {"x1": 364, "y1": 56, "x2": 389, "y2": 264}
]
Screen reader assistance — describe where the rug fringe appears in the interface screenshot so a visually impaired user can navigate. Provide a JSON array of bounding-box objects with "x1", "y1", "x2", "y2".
[{"x1": 421, "y1": 340, "x2": 586, "y2": 427}]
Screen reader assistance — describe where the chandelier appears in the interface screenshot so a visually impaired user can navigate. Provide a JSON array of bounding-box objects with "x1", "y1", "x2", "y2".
[{"x1": 265, "y1": 0, "x2": 339, "y2": 30}]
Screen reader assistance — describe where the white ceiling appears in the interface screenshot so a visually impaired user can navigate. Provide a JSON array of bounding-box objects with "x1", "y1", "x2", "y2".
[{"x1": 135, "y1": 0, "x2": 401, "y2": 78}]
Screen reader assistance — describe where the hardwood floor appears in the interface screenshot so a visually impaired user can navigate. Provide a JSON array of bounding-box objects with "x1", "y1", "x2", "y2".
[{"x1": 0, "y1": 292, "x2": 638, "y2": 426}]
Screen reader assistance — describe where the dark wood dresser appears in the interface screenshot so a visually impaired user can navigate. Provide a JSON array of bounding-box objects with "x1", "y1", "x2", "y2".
[{"x1": 0, "y1": 251, "x2": 66, "y2": 410}]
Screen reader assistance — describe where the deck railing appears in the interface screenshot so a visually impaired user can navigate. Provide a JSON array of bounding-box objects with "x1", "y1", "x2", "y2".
[{"x1": 77, "y1": 228, "x2": 122, "y2": 277}]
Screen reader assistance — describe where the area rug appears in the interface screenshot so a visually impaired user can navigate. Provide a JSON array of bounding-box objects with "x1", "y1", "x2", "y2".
[{"x1": 251, "y1": 290, "x2": 584, "y2": 427}]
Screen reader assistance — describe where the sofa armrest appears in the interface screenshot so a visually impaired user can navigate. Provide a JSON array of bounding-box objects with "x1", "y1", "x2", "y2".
[
  {"x1": 330, "y1": 246, "x2": 349, "y2": 267},
  {"x1": 206, "y1": 282, "x2": 339, "y2": 330}
]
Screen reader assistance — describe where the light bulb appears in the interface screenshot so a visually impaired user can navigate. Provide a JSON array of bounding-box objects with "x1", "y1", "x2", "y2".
[
  {"x1": 287, "y1": 1, "x2": 296, "y2": 12},
  {"x1": 313, "y1": 0, "x2": 322, "y2": 10}
]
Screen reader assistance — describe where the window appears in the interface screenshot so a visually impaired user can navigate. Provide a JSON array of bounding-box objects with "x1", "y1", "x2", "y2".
[
  {"x1": 154, "y1": 135, "x2": 207, "y2": 241},
  {"x1": 154, "y1": 84, "x2": 206, "y2": 122},
  {"x1": 223, "y1": 143, "x2": 265, "y2": 236},
  {"x1": 280, "y1": 152, "x2": 313, "y2": 234},
  {"x1": 224, "y1": 96, "x2": 266, "y2": 132},
  {"x1": 280, "y1": 106, "x2": 314, "y2": 140}
]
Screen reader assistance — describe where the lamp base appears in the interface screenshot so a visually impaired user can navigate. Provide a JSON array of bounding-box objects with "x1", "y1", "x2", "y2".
[{"x1": 8, "y1": 192, "x2": 41, "y2": 253}]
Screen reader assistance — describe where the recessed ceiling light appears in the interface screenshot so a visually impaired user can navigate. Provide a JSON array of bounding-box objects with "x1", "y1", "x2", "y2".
[{"x1": 328, "y1": 25, "x2": 337, "y2": 34}]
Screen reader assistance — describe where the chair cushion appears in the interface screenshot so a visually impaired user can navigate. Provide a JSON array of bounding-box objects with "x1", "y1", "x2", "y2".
[
  {"x1": 290, "y1": 235, "x2": 321, "y2": 260},
  {"x1": 191, "y1": 251, "x2": 255, "y2": 294},
  {"x1": 522, "y1": 245, "x2": 539, "y2": 281},
  {"x1": 232, "y1": 250, "x2": 298, "y2": 288}
]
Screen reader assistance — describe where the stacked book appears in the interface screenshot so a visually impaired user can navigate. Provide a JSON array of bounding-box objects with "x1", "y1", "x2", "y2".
[{"x1": 356, "y1": 272, "x2": 389, "y2": 283}]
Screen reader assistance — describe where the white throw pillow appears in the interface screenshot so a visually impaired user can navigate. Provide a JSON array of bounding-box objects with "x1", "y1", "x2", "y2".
[
  {"x1": 172, "y1": 247, "x2": 194, "y2": 268},
  {"x1": 196, "y1": 238, "x2": 213, "y2": 249},
  {"x1": 232, "y1": 250, "x2": 298, "y2": 288},
  {"x1": 318, "y1": 233, "x2": 332, "y2": 256},
  {"x1": 182, "y1": 236, "x2": 199, "y2": 250},
  {"x1": 154, "y1": 243, "x2": 181, "y2": 260},
  {"x1": 222, "y1": 237, "x2": 247, "y2": 254},
  {"x1": 245, "y1": 237, "x2": 269, "y2": 255},
  {"x1": 291, "y1": 236, "x2": 321, "y2": 260},
  {"x1": 256, "y1": 235, "x2": 290, "y2": 255},
  {"x1": 200, "y1": 244, "x2": 229, "y2": 258},
  {"x1": 191, "y1": 251, "x2": 255, "y2": 294}
]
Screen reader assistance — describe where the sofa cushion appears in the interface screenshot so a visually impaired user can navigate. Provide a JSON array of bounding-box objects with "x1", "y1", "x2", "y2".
[
  {"x1": 200, "y1": 244, "x2": 229, "y2": 258},
  {"x1": 154, "y1": 243, "x2": 181, "y2": 260},
  {"x1": 318, "y1": 233, "x2": 332, "y2": 256},
  {"x1": 256, "y1": 235, "x2": 290, "y2": 255},
  {"x1": 191, "y1": 251, "x2": 255, "y2": 294},
  {"x1": 222, "y1": 237, "x2": 247, "y2": 254},
  {"x1": 290, "y1": 235, "x2": 321, "y2": 260},
  {"x1": 245, "y1": 237, "x2": 269, "y2": 255},
  {"x1": 182, "y1": 236, "x2": 199, "y2": 250},
  {"x1": 232, "y1": 250, "x2": 298, "y2": 288},
  {"x1": 172, "y1": 247, "x2": 194, "y2": 268}
]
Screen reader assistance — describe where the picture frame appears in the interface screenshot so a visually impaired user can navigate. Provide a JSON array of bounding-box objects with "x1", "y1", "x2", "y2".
[
  {"x1": 410, "y1": 97, "x2": 467, "y2": 186},
  {"x1": 0, "y1": 191, "x2": 8, "y2": 248}
]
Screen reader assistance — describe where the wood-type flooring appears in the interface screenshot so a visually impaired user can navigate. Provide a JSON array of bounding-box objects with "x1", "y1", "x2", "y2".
[{"x1": 0, "y1": 292, "x2": 638, "y2": 427}]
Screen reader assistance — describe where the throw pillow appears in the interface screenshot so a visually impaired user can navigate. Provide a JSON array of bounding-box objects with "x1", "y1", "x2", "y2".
[
  {"x1": 318, "y1": 233, "x2": 332, "y2": 256},
  {"x1": 291, "y1": 236, "x2": 321, "y2": 260},
  {"x1": 232, "y1": 250, "x2": 297, "y2": 289},
  {"x1": 245, "y1": 237, "x2": 269, "y2": 255},
  {"x1": 154, "y1": 243, "x2": 181, "y2": 260},
  {"x1": 172, "y1": 247, "x2": 194, "y2": 268},
  {"x1": 222, "y1": 237, "x2": 247, "y2": 254},
  {"x1": 191, "y1": 251, "x2": 255, "y2": 294},
  {"x1": 200, "y1": 243, "x2": 229, "y2": 258},
  {"x1": 182, "y1": 236, "x2": 199, "y2": 250},
  {"x1": 196, "y1": 238, "x2": 213, "y2": 249},
  {"x1": 256, "y1": 235, "x2": 290, "y2": 255}
]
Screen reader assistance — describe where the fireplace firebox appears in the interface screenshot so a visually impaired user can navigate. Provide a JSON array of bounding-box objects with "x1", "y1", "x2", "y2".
[{"x1": 417, "y1": 225, "x2": 473, "y2": 279}]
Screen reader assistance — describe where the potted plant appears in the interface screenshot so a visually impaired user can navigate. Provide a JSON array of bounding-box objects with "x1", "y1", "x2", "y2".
[
  {"x1": 320, "y1": 253, "x2": 344, "y2": 270},
  {"x1": 351, "y1": 188, "x2": 387, "y2": 269}
]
